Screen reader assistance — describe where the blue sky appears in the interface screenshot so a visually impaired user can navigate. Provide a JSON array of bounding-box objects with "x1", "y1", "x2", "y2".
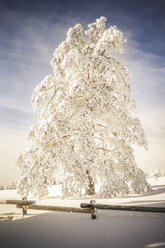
[{"x1": 0, "y1": 0, "x2": 165, "y2": 186}]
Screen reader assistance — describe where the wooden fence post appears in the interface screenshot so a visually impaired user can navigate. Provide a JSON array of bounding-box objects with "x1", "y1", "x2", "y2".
[
  {"x1": 90, "y1": 200, "x2": 97, "y2": 219},
  {"x1": 22, "y1": 197, "x2": 27, "y2": 216}
]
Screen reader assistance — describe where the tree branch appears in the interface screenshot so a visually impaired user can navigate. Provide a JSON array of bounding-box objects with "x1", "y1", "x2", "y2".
[
  {"x1": 47, "y1": 88, "x2": 59, "y2": 105},
  {"x1": 98, "y1": 147, "x2": 111, "y2": 153}
]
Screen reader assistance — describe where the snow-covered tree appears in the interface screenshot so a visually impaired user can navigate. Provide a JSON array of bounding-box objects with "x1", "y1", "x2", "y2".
[
  {"x1": 16, "y1": 17, "x2": 151, "y2": 198},
  {"x1": 149, "y1": 167, "x2": 164, "y2": 179},
  {"x1": 6, "y1": 182, "x2": 17, "y2": 190},
  {"x1": 0, "y1": 185, "x2": 4, "y2": 190}
]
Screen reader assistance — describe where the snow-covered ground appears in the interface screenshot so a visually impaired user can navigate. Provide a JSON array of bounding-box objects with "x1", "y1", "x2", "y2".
[
  {"x1": 0, "y1": 177, "x2": 165, "y2": 248},
  {"x1": 0, "y1": 177, "x2": 165, "y2": 216}
]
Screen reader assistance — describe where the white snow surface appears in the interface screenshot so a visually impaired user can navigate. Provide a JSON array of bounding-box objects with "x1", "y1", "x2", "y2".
[
  {"x1": 0, "y1": 177, "x2": 165, "y2": 248},
  {"x1": 0, "y1": 177, "x2": 165, "y2": 215}
]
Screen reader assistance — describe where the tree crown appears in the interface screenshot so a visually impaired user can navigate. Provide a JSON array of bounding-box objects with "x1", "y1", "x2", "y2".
[{"x1": 17, "y1": 17, "x2": 149, "y2": 198}]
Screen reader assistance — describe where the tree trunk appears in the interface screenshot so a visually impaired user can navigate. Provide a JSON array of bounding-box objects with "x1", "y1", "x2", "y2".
[{"x1": 86, "y1": 170, "x2": 95, "y2": 195}]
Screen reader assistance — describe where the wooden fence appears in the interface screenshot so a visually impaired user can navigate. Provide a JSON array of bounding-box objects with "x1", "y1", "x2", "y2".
[
  {"x1": 0, "y1": 199, "x2": 94, "y2": 219},
  {"x1": 1, "y1": 199, "x2": 165, "y2": 220}
]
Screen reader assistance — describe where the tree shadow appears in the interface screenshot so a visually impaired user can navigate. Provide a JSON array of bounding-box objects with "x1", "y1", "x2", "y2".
[
  {"x1": 142, "y1": 185, "x2": 165, "y2": 197},
  {"x1": 119, "y1": 184, "x2": 165, "y2": 199},
  {"x1": 119, "y1": 200, "x2": 165, "y2": 208},
  {"x1": 151, "y1": 184, "x2": 165, "y2": 188}
]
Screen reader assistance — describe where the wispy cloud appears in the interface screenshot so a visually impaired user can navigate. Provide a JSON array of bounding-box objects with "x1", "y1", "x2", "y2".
[
  {"x1": 0, "y1": 11, "x2": 79, "y2": 129},
  {"x1": 0, "y1": 98, "x2": 34, "y2": 114},
  {"x1": 117, "y1": 34, "x2": 165, "y2": 172}
]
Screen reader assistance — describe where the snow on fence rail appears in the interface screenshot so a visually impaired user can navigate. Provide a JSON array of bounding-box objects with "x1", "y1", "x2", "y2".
[{"x1": 0, "y1": 200, "x2": 36, "y2": 205}]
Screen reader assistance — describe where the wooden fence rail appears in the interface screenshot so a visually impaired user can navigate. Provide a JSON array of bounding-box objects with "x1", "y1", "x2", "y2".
[
  {"x1": 81, "y1": 201, "x2": 165, "y2": 213},
  {"x1": 0, "y1": 199, "x2": 94, "y2": 218},
  {"x1": 17, "y1": 204, "x2": 94, "y2": 214}
]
